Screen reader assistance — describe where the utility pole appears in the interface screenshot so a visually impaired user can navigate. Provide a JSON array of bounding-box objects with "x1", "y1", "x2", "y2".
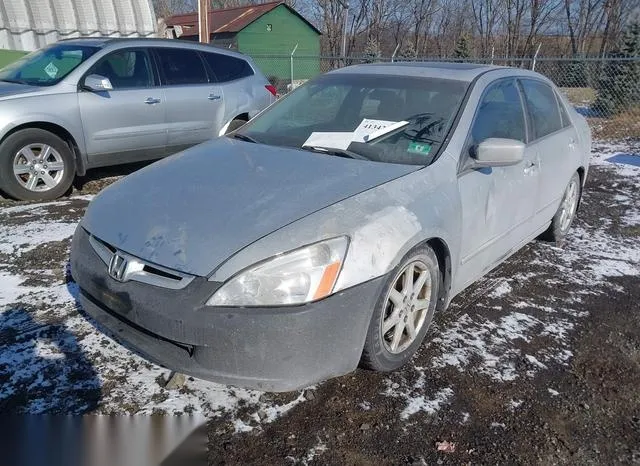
[
  {"x1": 198, "y1": 0, "x2": 209, "y2": 44},
  {"x1": 338, "y1": 0, "x2": 349, "y2": 57}
]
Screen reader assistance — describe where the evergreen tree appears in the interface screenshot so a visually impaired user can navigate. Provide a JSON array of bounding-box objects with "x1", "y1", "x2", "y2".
[
  {"x1": 363, "y1": 37, "x2": 381, "y2": 63},
  {"x1": 594, "y1": 21, "x2": 640, "y2": 116},
  {"x1": 397, "y1": 40, "x2": 417, "y2": 61},
  {"x1": 453, "y1": 34, "x2": 471, "y2": 60}
]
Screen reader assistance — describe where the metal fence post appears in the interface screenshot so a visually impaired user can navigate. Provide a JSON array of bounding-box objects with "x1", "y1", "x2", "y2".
[
  {"x1": 290, "y1": 44, "x2": 299, "y2": 91},
  {"x1": 531, "y1": 43, "x2": 541, "y2": 71}
]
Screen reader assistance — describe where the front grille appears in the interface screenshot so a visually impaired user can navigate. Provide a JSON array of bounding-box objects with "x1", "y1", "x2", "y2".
[{"x1": 88, "y1": 232, "x2": 195, "y2": 290}]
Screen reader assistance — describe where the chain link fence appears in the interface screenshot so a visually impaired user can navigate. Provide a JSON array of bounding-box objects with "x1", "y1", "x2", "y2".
[{"x1": 252, "y1": 55, "x2": 640, "y2": 140}]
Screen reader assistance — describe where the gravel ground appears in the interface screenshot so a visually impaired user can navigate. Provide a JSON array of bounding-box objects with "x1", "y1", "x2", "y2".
[{"x1": 0, "y1": 140, "x2": 638, "y2": 464}]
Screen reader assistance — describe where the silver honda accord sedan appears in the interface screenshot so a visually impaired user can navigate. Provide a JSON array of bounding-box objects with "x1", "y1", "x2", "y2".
[{"x1": 70, "y1": 62, "x2": 591, "y2": 392}]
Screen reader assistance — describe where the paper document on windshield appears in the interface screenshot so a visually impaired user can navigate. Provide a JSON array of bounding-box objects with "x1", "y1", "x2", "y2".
[
  {"x1": 303, "y1": 119, "x2": 409, "y2": 151},
  {"x1": 303, "y1": 132, "x2": 354, "y2": 150},
  {"x1": 353, "y1": 119, "x2": 409, "y2": 142}
]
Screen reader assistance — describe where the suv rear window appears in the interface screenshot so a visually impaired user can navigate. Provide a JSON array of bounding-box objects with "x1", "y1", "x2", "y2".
[
  {"x1": 155, "y1": 48, "x2": 208, "y2": 85},
  {"x1": 203, "y1": 53, "x2": 253, "y2": 83}
]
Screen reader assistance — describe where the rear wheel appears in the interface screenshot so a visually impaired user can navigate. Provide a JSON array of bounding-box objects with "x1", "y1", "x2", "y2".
[
  {"x1": 360, "y1": 245, "x2": 440, "y2": 372},
  {"x1": 540, "y1": 172, "x2": 581, "y2": 244},
  {"x1": 0, "y1": 128, "x2": 75, "y2": 201}
]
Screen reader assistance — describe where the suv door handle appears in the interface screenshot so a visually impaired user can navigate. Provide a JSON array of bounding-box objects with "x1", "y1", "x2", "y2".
[
  {"x1": 524, "y1": 161, "x2": 538, "y2": 175},
  {"x1": 144, "y1": 97, "x2": 161, "y2": 105},
  {"x1": 208, "y1": 94, "x2": 221, "y2": 101}
]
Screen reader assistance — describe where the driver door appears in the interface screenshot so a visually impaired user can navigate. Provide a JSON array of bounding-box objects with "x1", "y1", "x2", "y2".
[{"x1": 455, "y1": 78, "x2": 539, "y2": 290}]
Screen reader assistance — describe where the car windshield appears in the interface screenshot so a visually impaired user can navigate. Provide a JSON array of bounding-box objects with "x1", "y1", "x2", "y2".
[
  {"x1": 0, "y1": 43, "x2": 99, "y2": 86},
  {"x1": 237, "y1": 73, "x2": 468, "y2": 165}
]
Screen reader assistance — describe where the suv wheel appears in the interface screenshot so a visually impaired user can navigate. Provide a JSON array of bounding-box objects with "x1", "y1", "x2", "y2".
[{"x1": 0, "y1": 128, "x2": 76, "y2": 201}]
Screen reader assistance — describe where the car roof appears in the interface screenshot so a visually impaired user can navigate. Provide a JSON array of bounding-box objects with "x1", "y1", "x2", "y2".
[
  {"x1": 57, "y1": 37, "x2": 248, "y2": 59},
  {"x1": 330, "y1": 62, "x2": 508, "y2": 82}
]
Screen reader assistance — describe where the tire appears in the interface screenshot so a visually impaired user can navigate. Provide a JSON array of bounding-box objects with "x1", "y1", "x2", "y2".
[
  {"x1": 540, "y1": 172, "x2": 582, "y2": 244},
  {"x1": 360, "y1": 245, "x2": 440, "y2": 372},
  {"x1": 0, "y1": 128, "x2": 76, "y2": 201},
  {"x1": 225, "y1": 118, "x2": 248, "y2": 134}
]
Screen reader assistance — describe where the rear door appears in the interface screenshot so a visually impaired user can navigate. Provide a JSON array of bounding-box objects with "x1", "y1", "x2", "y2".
[
  {"x1": 201, "y1": 52, "x2": 272, "y2": 131},
  {"x1": 518, "y1": 79, "x2": 577, "y2": 227},
  {"x1": 78, "y1": 48, "x2": 167, "y2": 165},
  {"x1": 153, "y1": 47, "x2": 225, "y2": 152},
  {"x1": 456, "y1": 78, "x2": 539, "y2": 290}
]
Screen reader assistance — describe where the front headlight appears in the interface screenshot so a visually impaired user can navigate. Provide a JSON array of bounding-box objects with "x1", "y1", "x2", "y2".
[{"x1": 207, "y1": 237, "x2": 349, "y2": 307}]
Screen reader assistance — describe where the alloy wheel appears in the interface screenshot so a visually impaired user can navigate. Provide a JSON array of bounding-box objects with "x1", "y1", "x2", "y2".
[
  {"x1": 12, "y1": 143, "x2": 65, "y2": 192},
  {"x1": 559, "y1": 177, "x2": 579, "y2": 233},
  {"x1": 381, "y1": 260, "x2": 432, "y2": 354}
]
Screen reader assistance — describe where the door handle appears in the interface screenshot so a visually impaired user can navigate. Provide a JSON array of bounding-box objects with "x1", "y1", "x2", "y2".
[
  {"x1": 208, "y1": 94, "x2": 221, "y2": 101},
  {"x1": 144, "y1": 97, "x2": 161, "y2": 105},
  {"x1": 523, "y1": 161, "x2": 538, "y2": 175}
]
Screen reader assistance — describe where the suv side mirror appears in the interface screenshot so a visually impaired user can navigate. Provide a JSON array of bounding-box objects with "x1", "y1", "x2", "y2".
[
  {"x1": 473, "y1": 138, "x2": 524, "y2": 167},
  {"x1": 83, "y1": 74, "x2": 113, "y2": 92}
]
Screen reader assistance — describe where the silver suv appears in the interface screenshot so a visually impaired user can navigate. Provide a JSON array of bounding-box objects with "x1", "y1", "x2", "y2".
[{"x1": 0, "y1": 38, "x2": 276, "y2": 201}]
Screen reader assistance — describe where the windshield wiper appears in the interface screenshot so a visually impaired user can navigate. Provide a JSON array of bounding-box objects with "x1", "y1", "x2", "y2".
[
  {"x1": 231, "y1": 133, "x2": 259, "y2": 144},
  {"x1": 0, "y1": 78, "x2": 27, "y2": 85},
  {"x1": 301, "y1": 145, "x2": 370, "y2": 161}
]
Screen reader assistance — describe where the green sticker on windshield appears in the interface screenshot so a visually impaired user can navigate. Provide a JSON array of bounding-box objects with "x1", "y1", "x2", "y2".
[{"x1": 407, "y1": 142, "x2": 432, "y2": 156}]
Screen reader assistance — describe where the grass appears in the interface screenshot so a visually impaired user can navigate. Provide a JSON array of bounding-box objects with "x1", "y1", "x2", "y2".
[
  {"x1": 560, "y1": 87, "x2": 597, "y2": 106},
  {"x1": 0, "y1": 49, "x2": 27, "y2": 69}
]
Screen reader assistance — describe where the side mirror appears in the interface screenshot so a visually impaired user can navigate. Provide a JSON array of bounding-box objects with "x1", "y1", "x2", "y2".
[
  {"x1": 83, "y1": 74, "x2": 113, "y2": 92},
  {"x1": 473, "y1": 138, "x2": 524, "y2": 167}
]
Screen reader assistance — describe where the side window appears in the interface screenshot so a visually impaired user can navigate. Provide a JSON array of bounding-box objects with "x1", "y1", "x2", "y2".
[
  {"x1": 520, "y1": 79, "x2": 563, "y2": 139},
  {"x1": 89, "y1": 50, "x2": 153, "y2": 89},
  {"x1": 155, "y1": 48, "x2": 208, "y2": 85},
  {"x1": 202, "y1": 53, "x2": 253, "y2": 82},
  {"x1": 469, "y1": 79, "x2": 526, "y2": 147},
  {"x1": 556, "y1": 92, "x2": 572, "y2": 128}
]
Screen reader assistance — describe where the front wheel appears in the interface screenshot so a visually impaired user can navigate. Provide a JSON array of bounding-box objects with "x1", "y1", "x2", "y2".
[
  {"x1": 360, "y1": 245, "x2": 440, "y2": 372},
  {"x1": 540, "y1": 172, "x2": 582, "y2": 244},
  {"x1": 0, "y1": 128, "x2": 75, "y2": 201}
]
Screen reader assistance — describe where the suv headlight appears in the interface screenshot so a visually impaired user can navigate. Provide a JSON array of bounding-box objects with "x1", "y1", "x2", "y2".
[{"x1": 207, "y1": 237, "x2": 348, "y2": 307}]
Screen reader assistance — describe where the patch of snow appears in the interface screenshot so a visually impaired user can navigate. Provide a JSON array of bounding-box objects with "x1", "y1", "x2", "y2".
[
  {"x1": 359, "y1": 401, "x2": 372, "y2": 411},
  {"x1": 0, "y1": 221, "x2": 77, "y2": 255},
  {"x1": 548, "y1": 388, "x2": 560, "y2": 396},
  {"x1": 490, "y1": 422, "x2": 506, "y2": 429},
  {"x1": 488, "y1": 281, "x2": 512, "y2": 298},
  {"x1": 303, "y1": 439, "x2": 328, "y2": 464},
  {"x1": 509, "y1": 399, "x2": 523, "y2": 410},
  {"x1": 399, "y1": 387, "x2": 454, "y2": 420}
]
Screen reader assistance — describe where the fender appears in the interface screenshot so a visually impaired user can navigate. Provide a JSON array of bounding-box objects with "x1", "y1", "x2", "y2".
[
  {"x1": 0, "y1": 112, "x2": 89, "y2": 176},
  {"x1": 209, "y1": 155, "x2": 463, "y2": 301}
]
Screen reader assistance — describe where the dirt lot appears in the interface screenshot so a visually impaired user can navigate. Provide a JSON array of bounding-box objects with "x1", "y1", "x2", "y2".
[{"x1": 0, "y1": 140, "x2": 638, "y2": 464}]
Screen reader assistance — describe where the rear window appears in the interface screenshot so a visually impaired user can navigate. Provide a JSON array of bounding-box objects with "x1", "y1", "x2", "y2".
[
  {"x1": 155, "y1": 48, "x2": 208, "y2": 85},
  {"x1": 203, "y1": 53, "x2": 253, "y2": 82}
]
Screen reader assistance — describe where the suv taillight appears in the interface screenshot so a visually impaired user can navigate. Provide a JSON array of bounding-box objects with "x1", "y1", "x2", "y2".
[{"x1": 265, "y1": 85, "x2": 277, "y2": 97}]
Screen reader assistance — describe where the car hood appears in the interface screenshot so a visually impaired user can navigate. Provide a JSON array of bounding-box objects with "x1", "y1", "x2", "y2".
[
  {"x1": 82, "y1": 137, "x2": 419, "y2": 277},
  {"x1": 0, "y1": 81, "x2": 40, "y2": 99}
]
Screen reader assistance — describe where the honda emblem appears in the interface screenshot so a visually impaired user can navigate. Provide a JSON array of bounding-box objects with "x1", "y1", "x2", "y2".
[{"x1": 108, "y1": 253, "x2": 128, "y2": 282}]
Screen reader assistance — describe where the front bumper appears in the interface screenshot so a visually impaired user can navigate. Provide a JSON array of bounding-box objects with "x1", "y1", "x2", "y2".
[{"x1": 70, "y1": 226, "x2": 384, "y2": 392}]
